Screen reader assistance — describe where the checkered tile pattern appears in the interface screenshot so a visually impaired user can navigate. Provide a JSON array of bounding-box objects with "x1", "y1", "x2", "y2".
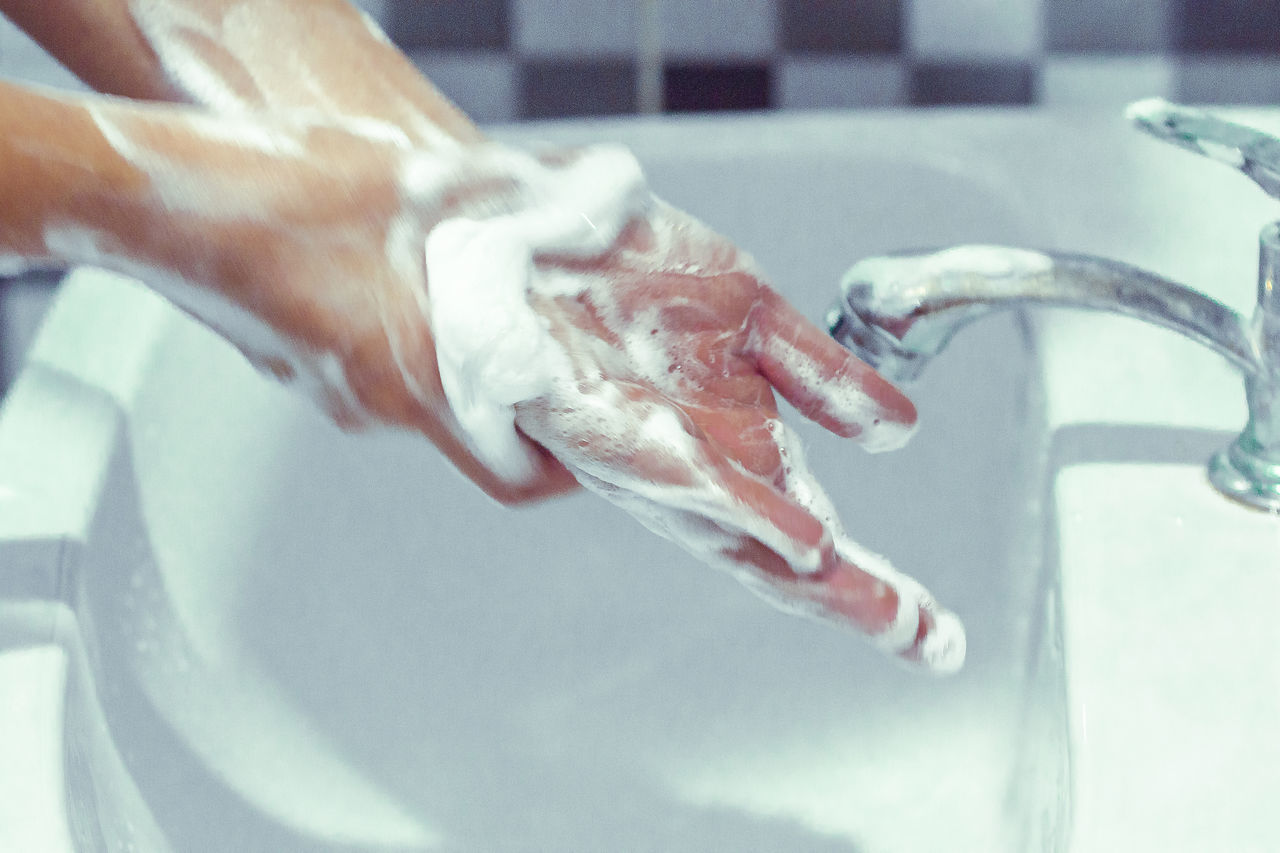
[
  {"x1": 0, "y1": 1, "x2": 1276, "y2": 120},
  {"x1": 369, "y1": 0, "x2": 1280, "y2": 121}
]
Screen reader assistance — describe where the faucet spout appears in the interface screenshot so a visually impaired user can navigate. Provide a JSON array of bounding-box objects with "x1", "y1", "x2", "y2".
[
  {"x1": 1127, "y1": 98, "x2": 1280, "y2": 199},
  {"x1": 829, "y1": 245, "x2": 1258, "y2": 383}
]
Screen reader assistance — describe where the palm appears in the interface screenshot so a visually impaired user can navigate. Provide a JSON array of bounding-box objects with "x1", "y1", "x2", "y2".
[{"x1": 516, "y1": 201, "x2": 961, "y2": 671}]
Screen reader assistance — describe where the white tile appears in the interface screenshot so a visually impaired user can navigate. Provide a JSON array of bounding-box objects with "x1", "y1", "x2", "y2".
[
  {"x1": 406, "y1": 51, "x2": 517, "y2": 124},
  {"x1": 0, "y1": 647, "x2": 74, "y2": 853},
  {"x1": 660, "y1": 0, "x2": 777, "y2": 60},
  {"x1": 512, "y1": 0, "x2": 639, "y2": 58},
  {"x1": 1040, "y1": 56, "x2": 1175, "y2": 108},
  {"x1": 907, "y1": 0, "x2": 1043, "y2": 61},
  {"x1": 776, "y1": 57, "x2": 907, "y2": 109},
  {"x1": 1177, "y1": 56, "x2": 1280, "y2": 105}
]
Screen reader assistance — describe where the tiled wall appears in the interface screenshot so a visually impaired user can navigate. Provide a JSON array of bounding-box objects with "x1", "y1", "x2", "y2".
[
  {"x1": 3, "y1": 0, "x2": 1280, "y2": 388},
  {"x1": 368, "y1": 0, "x2": 1280, "y2": 121},
  {"x1": 0, "y1": 2, "x2": 1273, "y2": 131}
]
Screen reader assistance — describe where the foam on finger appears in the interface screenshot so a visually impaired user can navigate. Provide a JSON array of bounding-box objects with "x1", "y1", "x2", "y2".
[
  {"x1": 425, "y1": 145, "x2": 652, "y2": 482},
  {"x1": 913, "y1": 606, "x2": 967, "y2": 675},
  {"x1": 524, "y1": 380, "x2": 831, "y2": 576},
  {"x1": 751, "y1": 323, "x2": 918, "y2": 453},
  {"x1": 832, "y1": 536, "x2": 967, "y2": 675}
]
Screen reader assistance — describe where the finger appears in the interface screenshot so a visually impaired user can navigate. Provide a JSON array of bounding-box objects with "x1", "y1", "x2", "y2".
[
  {"x1": 523, "y1": 382, "x2": 963, "y2": 671},
  {"x1": 522, "y1": 382, "x2": 833, "y2": 573},
  {"x1": 822, "y1": 538, "x2": 966, "y2": 674},
  {"x1": 767, "y1": 420, "x2": 965, "y2": 673},
  {"x1": 897, "y1": 605, "x2": 967, "y2": 673},
  {"x1": 748, "y1": 286, "x2": 917, "y2": 452},
  {"x1": 767, "y1": 418, "x2": 843, "y2": 530},
  {"x1": 656, "y1": 513, "x2": 964, "y2": 675},
  {"x1": 696, "y1": 442, "x2": 833, "y2": 574},
  {"x1": 469, "y1": 439, "x2": 581, "y2": 505}
]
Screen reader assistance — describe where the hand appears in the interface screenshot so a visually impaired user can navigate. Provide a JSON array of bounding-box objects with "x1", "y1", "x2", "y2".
[
  {"x1": 70, "y1": 100, "x2": 962, "y2": 670},
  {"x1": 62, "y1": 103, "x2": 577, "y2": 504},
  {"x1": 511, "y1": 192, "x2": 965, "y2": 672}
]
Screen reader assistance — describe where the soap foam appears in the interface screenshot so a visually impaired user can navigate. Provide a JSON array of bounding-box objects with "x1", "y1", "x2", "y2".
[
  {"x1": 424, "y1": 145, "x2": 651, "y2": 480},
  {"x1": 540, "y1": 392, "x2": 827, "y2": 577},
  {"x1": 851, "y1": 246, "x2": 1055, "y2": 319},
  {"x1": 1124, "y1": 96, "x2": 1173, "y2": 127},
  {"x1": 767, "y1": 420, "x2": 964, "y2": 665},
  {"x1": 754, "y1": 333, "x2": 917, "y2": 453}
]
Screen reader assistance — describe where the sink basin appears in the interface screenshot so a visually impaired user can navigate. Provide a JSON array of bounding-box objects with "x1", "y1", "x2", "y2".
[{"x1": 1, "y1": 108, "x2": 1277, "y2": 852}]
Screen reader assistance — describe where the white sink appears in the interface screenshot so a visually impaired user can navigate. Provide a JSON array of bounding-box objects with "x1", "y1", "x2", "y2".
[{"x1": 1, "y1": 108, "x2": 1277, "y2": 852}]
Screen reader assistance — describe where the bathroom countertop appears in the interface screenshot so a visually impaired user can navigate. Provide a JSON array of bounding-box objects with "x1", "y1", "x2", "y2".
[
  {"x1": 1056, "y1": 463, "x2": 1280, "y2": 853},
  {"x1": 1040, "y1": 308, "x2": 1280, "y2": 852}
]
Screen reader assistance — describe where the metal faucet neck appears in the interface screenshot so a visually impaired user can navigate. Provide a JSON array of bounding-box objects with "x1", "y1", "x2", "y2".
[{"x1": 831, "y1": 102, "x2": 1280, "y2": 511}]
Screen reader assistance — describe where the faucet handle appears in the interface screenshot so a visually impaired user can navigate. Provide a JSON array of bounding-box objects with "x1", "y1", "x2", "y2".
[{"x1": 1127, "y1": 98, "x2": 1280, "y2": 200}]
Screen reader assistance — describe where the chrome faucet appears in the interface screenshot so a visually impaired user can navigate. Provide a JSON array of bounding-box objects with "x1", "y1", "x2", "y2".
[{"x1": 828, "y1": 99, "x2": 1280, "y2": 511}]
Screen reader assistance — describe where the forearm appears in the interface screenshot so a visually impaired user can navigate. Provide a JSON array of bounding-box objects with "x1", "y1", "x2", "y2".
[
  {"x1": 0, "y1": 0, "x2": 480, "y2": 147},
  {"x1": 0, "y1": 79, "x2": 310, "y2": 283},
  {"x1": 0, "y1": 80, "x2": 148, "y2": 266}
]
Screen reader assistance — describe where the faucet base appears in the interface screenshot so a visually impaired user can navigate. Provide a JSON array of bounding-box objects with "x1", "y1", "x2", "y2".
[{"x1": 1208, "y1": 439, "x2": 1280, "y2": 512}]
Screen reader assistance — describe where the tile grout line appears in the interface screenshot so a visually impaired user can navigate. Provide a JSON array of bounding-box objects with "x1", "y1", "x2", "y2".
[{"x1": 636, "y1": 0, "x2": 663, "y2": 114}]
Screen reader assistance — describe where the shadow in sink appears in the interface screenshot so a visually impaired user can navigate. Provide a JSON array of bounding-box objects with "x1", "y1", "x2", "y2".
[
  {"x1": 1023, "y1": 421, "x2": 1244, "y2": 853},
  {"x1": 1051, "y1": 424, "x2": 1234, "y2": 468},
  {"x1": 60, "y1": 370, "x2": 917, "y2": 853},
  {"x1": 68, "y1": 447, "x2": 886, "y2": 853}
]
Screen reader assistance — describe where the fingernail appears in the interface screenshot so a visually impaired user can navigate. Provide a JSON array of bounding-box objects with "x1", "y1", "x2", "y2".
[
  {"x1": 869, "y1": 577, "x2": 922, "y2": 654},
  {"x1": 855, "y1": 414, "x2": 919, "y2": 454},
  {"x1": 911, "y1": 606, "x2": 967, "y2": 675}
]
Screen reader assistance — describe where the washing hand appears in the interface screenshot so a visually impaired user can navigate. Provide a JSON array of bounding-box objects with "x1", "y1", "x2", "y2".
[
  {"x1": 503, "y1": 176, "x2": 966, "y2": 672},
  {"x1": 0, "y1": 0, "x2": 964, "y2": 672},
  {"x1": 0, "y1": 87, "x2": 963, "y2": 671},
  {"x1": 179, "y1": 129, "x2": 965, "y2": 671}
]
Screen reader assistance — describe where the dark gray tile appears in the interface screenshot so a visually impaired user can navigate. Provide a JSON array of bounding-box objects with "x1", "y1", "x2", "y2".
[
  {"x1": 780, "y1": 0, "x2": 902, "y2": 54},
  {"x1": 1175, "y1": 0, "x2": 1280, "y2": 53},
  {"x1": 385, "y1": 0, "x2": 509, "y2": 50},
  {"x1": 663, "y1": 63, "x2": 773, "y2": 112},
  {"x1": 1045, "y1": 0, "x2": 1171, "y2": 52},
  {"x1": 909, "y1": 62, "x2": 1037, "y2": 106},
  {"x1": 519, "y1": 59, "x2": 637, "y2": 118}
]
